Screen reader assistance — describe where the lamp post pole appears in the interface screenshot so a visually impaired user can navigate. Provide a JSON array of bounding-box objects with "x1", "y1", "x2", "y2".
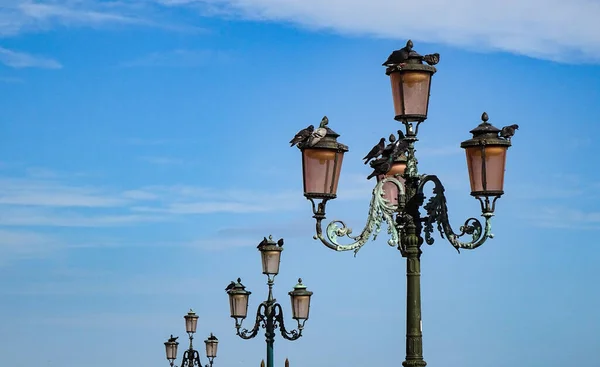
[
  {"x1": 163, "y1": 310, "x2": 219, "y2": 367},
  {"x1": 290, "y1": 40, "x2": 518, "y2": 366},
  {"x1": 226, "y1": 236, "x2": 313, "y2": 367}
]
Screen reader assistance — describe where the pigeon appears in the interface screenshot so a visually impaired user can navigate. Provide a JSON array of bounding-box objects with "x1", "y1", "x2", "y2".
[
  {"x1": 367, "y1": 157, "x2": 393, "y2": 180},
  {"x1": 500, "y1": 124, "x2": 519, "y2": 141},
  {"x1": 363, "y1": 138, "x2": 386, "y2": 165},
  {"x1": 422, "y1": 53, "x2": 440, "y2": 66},
  {"x1": 257, "y1": 237, "x2": 268, "y2": 249},
  {"x1": 390, "y1": 130, "x2": 409, "y2": 158},
  {"x1": 225, "y1": 281, "x2": 236, "y2": 291},
  {"x1": 289, "y1": 125, "x2": 314, "y2": 147},
  {"x1": 382, "y1": 40, "x2": 414, "y2": 66},
  {"x1": 168, "y1": 335, "x2": 179, "y2": 343},
  {"x1": 306, "y1": 116, "x2": 329, "y2": 147},
  {"x1": 277, "y1": 238, "x2": 284, "y2": 247}
]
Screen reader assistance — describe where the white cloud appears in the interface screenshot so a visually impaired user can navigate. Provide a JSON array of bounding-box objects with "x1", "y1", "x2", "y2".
[
  {"x1": 0, "y1": 46, "x2": 61, "y2": 68},
  {"x1": 524, "y1": 207, "x2": 600, "y2": 230},
  {"x1": 157, "y1": 0, "x2": 600, "y2": 62}
]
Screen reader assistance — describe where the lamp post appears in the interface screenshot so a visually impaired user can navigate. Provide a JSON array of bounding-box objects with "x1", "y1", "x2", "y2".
[
  {"x1": 290, "y1": 40, "x2": 518, "y2": 367},
  {"x1": 226, "y1": 236, "x2": 313, "y2": 367},
  {"x1": 164, "y1": 309, "x2": 219, "y2": 367}
]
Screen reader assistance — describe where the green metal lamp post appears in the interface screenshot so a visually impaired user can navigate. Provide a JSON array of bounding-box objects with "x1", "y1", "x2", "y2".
[
  {"x1": 164, "y1": 310, "x2": 219, "y2": 367},
  {"x1": 291, "y1": 40, "x2": 518, "y2": 367},
  {"x1": 226, "y1": 236, "x2": 313, "y2": 367}
]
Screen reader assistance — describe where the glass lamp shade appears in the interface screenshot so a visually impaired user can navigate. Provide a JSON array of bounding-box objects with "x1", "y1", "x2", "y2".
[
  {"x1": 389, "y1": 69, "x2": 434, "y2": 122},
  {"x1": 164, "y1": 340, "x2": 179, "y2": 361},
  {"x1": 376, "y1": 157, "x2": 407, "y2": 207},
  {"x1": 204, "y1": 333, "x2": 218, "y2": 359},
  {"x1": 461, "y1": 113, "x2": 512, "y2": 198},
  {"x1": 226, "y1": 278, "x2": 251, "y2": 319},
  {"x1": 289, "y1": 279, "x2": 313, "y2": 320},
  {"x1": 184, "y1": 309, "x2": 199, "y2": 334},
  {"x1": 257, "y1": 236, "x2": 283, "y2": 276},
  {"x1": 299, "y1": 125, "x2": 349, "y2": 200}
]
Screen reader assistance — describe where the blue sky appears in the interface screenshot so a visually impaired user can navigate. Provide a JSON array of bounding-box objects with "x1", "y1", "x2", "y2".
[{"x1": 1, "y1": 1, "x2": 600, "y2": 367}]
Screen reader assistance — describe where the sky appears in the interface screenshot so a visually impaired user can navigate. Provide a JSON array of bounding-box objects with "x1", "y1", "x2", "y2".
[{"x1": 0, "y1": 1, "x2": 599, "y2": 367}]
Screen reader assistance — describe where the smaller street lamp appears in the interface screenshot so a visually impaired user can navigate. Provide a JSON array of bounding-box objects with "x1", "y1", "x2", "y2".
[
  {"x1": 164, "y1": 309, "x2": 218, "y2": 367},
  {"x1": 226, "y1": 236, "x2": 313, "y2": 367}
]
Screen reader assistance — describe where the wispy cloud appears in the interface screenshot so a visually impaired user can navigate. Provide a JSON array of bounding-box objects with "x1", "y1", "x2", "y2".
[
  {"x1": 154, "y1": 0, "x2": 600, "y2": 63},
  {"x1": 522, "y1": 207, "x2": 600, "y2": 230},
  {"x1": 0, "y1": 229, "x2": 62, "y2": 263},
  {"x1": 0, "y1": 46, "x2": 61, "y2": 69},
  {"x1": 119, "y1": 49, "x2": 230, "y2": 68}
]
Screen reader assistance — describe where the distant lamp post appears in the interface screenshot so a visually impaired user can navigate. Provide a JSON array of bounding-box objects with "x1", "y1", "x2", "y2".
[
  {"x1": 226, "y1": 236, "x2": 313, "y2": 367},
  {"x1": 164, "y1": 309, "x2": 219, "y2": 367},
  {"x1": 290, "y1": 40, "x2": 518, "y2": 367}
]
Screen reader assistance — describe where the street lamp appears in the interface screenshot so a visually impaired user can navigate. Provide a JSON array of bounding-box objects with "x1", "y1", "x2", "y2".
[
  {"x1": 290, "y1": 40, "x2": 518, "y2": 367},
  {"x1": 164, "y1": 309, "x2": 219, "y2": 367},
  {"x1": 226, "y1": 236, "x2": 313, "y2": 367}
]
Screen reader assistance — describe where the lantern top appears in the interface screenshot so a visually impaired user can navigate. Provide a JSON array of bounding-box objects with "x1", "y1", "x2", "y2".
[
  {"x1": 383, "y1": 39, "x2": 440, "y2": 76},
  {"x1": 288, "y1": 278, "x2": 313, "y2": 297},
  {"x1": 257, "y1": 235, "x2": 284, "y2": 252},
  {"x1": 295, "y1": 116, "x2": 349, "y2": 152},
  {"x1": 226, "y1": 278, "x2": 251, "y2": 296},
  {"x1": 185, "y1": 309, "x2": 198, "y2": 319},
  {"x1": 461, "y1": 112, "x2": 512, "y2": 148},
  {"x1": 204, "y1": 333, "x2": 218, "y2": 343}
]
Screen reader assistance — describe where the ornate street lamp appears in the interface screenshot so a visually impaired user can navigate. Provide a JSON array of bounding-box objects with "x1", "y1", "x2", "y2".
[
  {"x1": 226, "y1": 236, "x2": 313, "y2": 367},
  {"x1": 290, "y1": 40, "x2": 518, "y2": 367},
  {"x1": 164, "y1": 309, "x2": 219, "y2": 367}
]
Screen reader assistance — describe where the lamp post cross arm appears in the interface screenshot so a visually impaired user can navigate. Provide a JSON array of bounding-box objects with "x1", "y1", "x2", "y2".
[
  {"x1": 309, "y1": 176, "x2": 405, "y2": 256},
  {"x1": 236, "y1": 302, "x2": 268, "y2": 340},
  {"x1": 273, "y1": 303, "x2": 303, "y2": 341},
  {"x1": 417, "y1": 174, "x2": 494, "y2": 251}
]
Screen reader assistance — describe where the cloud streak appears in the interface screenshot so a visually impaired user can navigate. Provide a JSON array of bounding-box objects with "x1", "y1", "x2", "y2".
[{"x1": 0, "y1": 47, "x2": 61, "y2": 68}]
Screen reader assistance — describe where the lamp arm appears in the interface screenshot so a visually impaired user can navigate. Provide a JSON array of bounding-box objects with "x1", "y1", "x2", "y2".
[
  {"x1": 236, "y1": 302, "x2": 267, "y2": 340},
  {"x1": 273, "y1": 303, "x2": 303, "y2": 341},
  {"x1": 417, "y1": 174, "x2": 494, "y2": 251},
  {"x1": 308, "y1": 177, "x2": 405, "y2": 256}
]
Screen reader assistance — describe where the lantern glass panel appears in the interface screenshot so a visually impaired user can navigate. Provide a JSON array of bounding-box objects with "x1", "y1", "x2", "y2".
[
  {"x1": 261, "y1": 250, "x2": 281, "y2": 275},
  {"x1": 228, "y1": 293, "x2": 249, "y2": 319},
  {"x1": 465, "y1": 145, "x2": 507, "y2": 194},
  {"x1": 290, "y1": 295, "x2": 311, "y2": 320},
  {"x1": 390, "y1": 71, "x2": 431, "y2": 120},
  {"x1": 302, "y1": 148, "x2": 344, "y2": 196}
]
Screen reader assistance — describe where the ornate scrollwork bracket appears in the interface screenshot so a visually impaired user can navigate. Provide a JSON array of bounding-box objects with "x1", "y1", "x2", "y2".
[
  {"x1": 418, "y1": 174, "x2": 494, "y2": 252},
  {"x1": 273, "y1": 303, "x2": 303, "y2": 341},
  {"x1": 307, "y1": 176, "x2": 405, "y2": 256},
  {"x1": 235, "y1": 302, "x2": 266, "y2": 340}
]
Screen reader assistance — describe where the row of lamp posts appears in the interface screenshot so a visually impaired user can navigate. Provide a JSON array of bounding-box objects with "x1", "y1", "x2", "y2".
[{"x1": 164, "y1": 39, "x2": 517, "y2": 367}]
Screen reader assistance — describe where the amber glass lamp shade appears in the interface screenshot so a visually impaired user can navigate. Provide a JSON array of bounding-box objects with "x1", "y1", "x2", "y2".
[
  {"x1": 461, "y1": 113, "x2": 512, "y2": 198},
  {"x1": 302, "y1": 148, "x2": 345, "y2": 198},
  {"x1": 164, "y1": 340, "x2": 179, "y2": 361},
  {"x1": 183, "y1": 309, "x2": 199, "y2": 334},
  {"x1": 288, "y1": 279, "x2": 313, "y2": 321},
  {"x1": 387, "y1": 64, "x2": 436, "y2": 122},
  {"x1": 299, "y1": 125, "x2": 349, "y2": 200},
  {"x1": 226, "y1": 278, "x2": 251, "y2": 319},
  {"x1": 204, "y1": 333, "x2": 218, "y2": 359},
  {"x1": 376, "y1": 158, "x2": 406, "y2": 207},
  {"x1": 257, "y1": 237, "x2": 283, "y2": 276}
]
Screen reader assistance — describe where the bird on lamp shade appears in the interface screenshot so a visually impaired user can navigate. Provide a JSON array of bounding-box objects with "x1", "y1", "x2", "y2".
[
  {"x1": 305, "y1": 116, "x2": 328, "y2": 147},
  {"x1": 500, "y1": 124, "x2": 519, "y2": 141},
  {"x1": 289, "y1": 125, "x2": 314, "y2": 147},
  {"x1": 363, "y1": 138, "x2": 386, "y2": 165},
  {"x1": 168, "y1": 335, "x2": 179, "y2": 343}
]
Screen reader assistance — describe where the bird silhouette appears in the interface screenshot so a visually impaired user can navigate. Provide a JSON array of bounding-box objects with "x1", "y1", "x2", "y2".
[
  {"x1": 257, "y1": 237, "x2": 268, "y2": 249},
  {"x1": 277, "y1": 238, "x2": 284, "y2": 247},
  {"x1": 500, "y1": 124, "x2": 519, "y2": 141},
  {"x1": 168, "y1": 335, "x2": 179, "y2": 343},
  {"x1": 290, "y1": 125, "x2": 314, "y2": 147},
  {"x1": 306, "y1": 116, "x2": 328, "y2": 147},
  {"x1": 363, "y1": 138, "x2": 386, "y2": 165},
  {"x1": 382, "y1": 40, "x2": 414, "y2": 66},
  {"x1": 225, "y1": 281, "x2": 236, "y2": 291},
  {"x1": 422, "y1": 53, "x2": 440, "y2": 66},
  {"x1": 367, "y1": 157, "x2": 393, "y2": 180}
]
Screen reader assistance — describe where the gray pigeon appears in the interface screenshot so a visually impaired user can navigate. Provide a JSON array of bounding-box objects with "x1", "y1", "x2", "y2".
[
  {"x1": 277, "y1": 238, "x2": 284, "y2": 246},
  {"x1": 382, "y1": 40, "x2": 414, "y2": 66},
  {"x1": 168, "y1": 335, "x2": 179, "y2": 342},
  {"x1": 363, "y1": 138, "x2": 386, "y2": 165},
  {"x1": 290, "y1": 125, "x2": 314, "y2": 147},
  {"x1": 225, "y1": 281, "x2": 236, "y2": 291},
  {"x1": 367, "y1": 157, "x2": 392, "y2": 180},
  {"x1": 500, "y1": 124, "x2": 519, "y2": 141},
  {"x1": 306, "y1": 116, "x2": 328, "y2": 147}
]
